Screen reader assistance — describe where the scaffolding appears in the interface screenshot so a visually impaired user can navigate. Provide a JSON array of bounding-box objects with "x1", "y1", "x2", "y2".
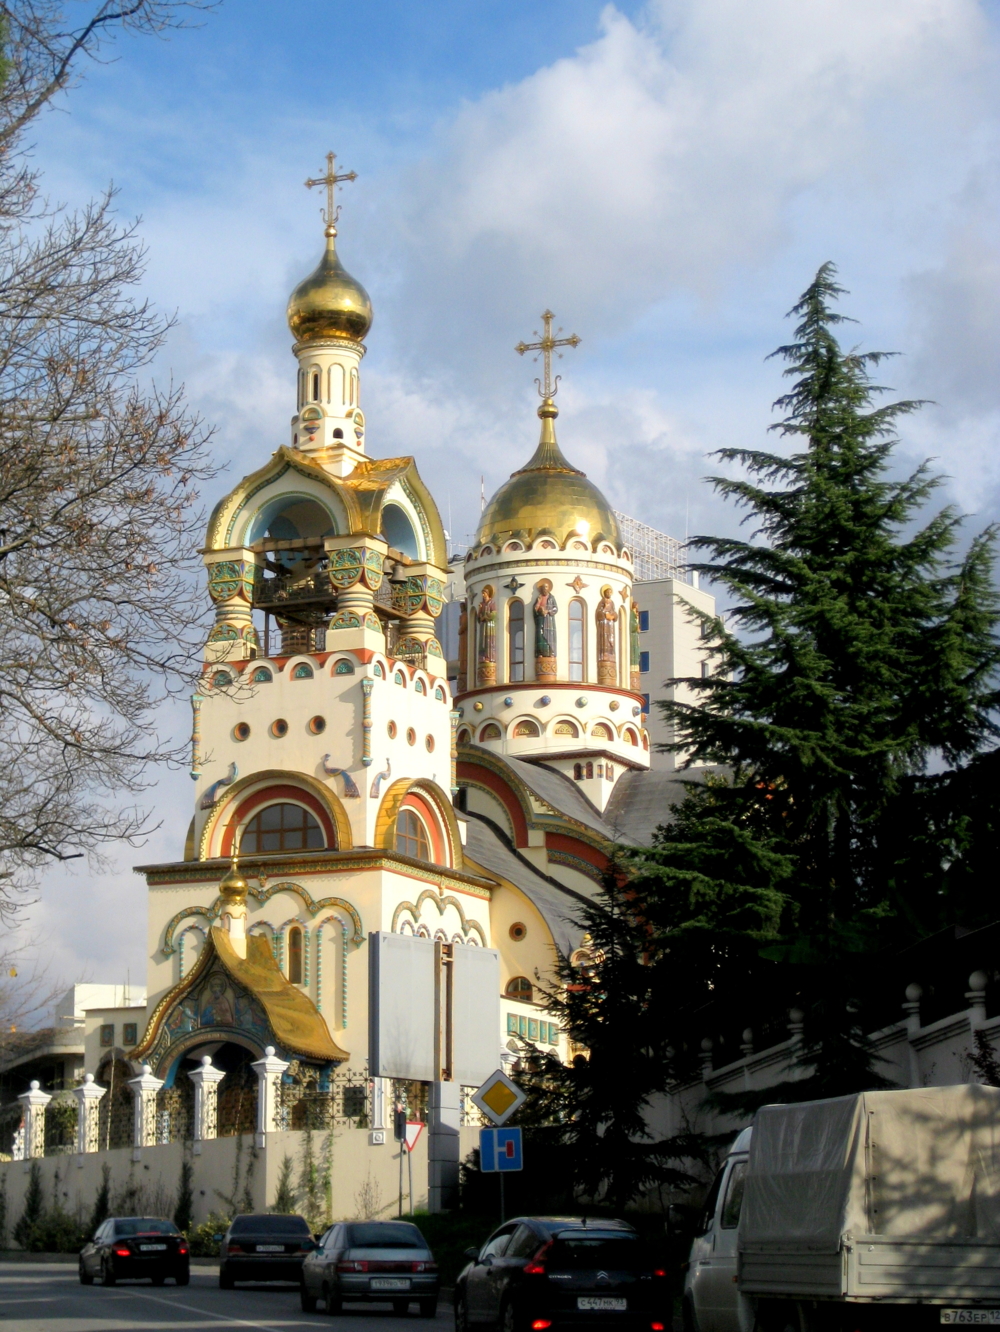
[{"x1": 613, "y1": 511, "x2": 691, "y2": 584}]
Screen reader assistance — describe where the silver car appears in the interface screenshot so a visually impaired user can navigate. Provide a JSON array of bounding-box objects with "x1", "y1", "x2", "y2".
[{"x1": 301, "y1": 1219, "x2": 439, "y2": 1316}]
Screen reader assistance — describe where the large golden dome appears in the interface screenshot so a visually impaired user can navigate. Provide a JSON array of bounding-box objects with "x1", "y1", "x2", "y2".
[
  {"x1": 287, "y1": 226, "x2": 373, "y2": 344},
  {"x1": 477, "y1": 400, "x2": 620, "y2": 547}
]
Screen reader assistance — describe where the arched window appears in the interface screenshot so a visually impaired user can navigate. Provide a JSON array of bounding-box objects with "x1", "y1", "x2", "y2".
[
  {"x1": 505, "y1": 976, "x2": 533, "y2": 1002},
  {"x1": 293, "y1": 663, "x2": 313, "y2": 679},
  {"x1": 241, "y1": 803, "x2": 325, "y2": 854},
  {"x1": 480, "y1": 722, "x2": 502, "y2": 741},
  {"x1": 585, "y1": 761, "x2": 594, "y2": 779},
  {"x1": 288, "y1": 926, "x2": 304, "y2": 984},
  {"x1": 573, "y1": 763, "x2": 583, "y2": 780},
  {"x1": 508, "y1": 600, "x2": 525, "y2": 682},
  {"x1": 512, "y1": 719, "x2": 539, "y2": 738},
  {"x1": 591, "y1": 722, "x2": 613, "y2": 740},
  {"x1": 396, "y1": 809, "x2": 430, "y2": 861},
  {"x1": 569, "y1": 600, "x2": 585, "y2": 682},
  {"x1": 252, "y1": 667, "x2": 272, "y2": 684},
  {"x1": 311, "y1": 370, "x2": 320, "y2": 402}
]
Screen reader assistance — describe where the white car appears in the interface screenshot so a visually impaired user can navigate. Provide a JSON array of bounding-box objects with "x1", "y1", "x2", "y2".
[{"x1": 682, "y1": 1126, "x2": 752, "y2": 1332}]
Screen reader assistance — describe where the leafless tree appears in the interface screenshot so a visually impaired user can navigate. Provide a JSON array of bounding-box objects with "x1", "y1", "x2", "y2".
[
  {"x1": 0, "y1": 2, "x2": 221, "y2": 912},
  {"x1": 0, "y1": 2, "x2": 218, "y2": 147},
  {"x1": 0, "y1": 932, "x2": 62, "y2": 1067}
]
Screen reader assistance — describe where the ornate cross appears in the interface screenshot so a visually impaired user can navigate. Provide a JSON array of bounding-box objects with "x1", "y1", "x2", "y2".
[
  {"x1": 516, "y1": 310, "x2": 581, "y2": 400},
  {"x1": 305, "y1": 151, "x2": 358, "y2": 228}
]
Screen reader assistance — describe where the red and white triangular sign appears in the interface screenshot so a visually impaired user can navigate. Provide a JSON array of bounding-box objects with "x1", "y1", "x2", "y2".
[{"x1": 405, "y1": 1121, "x2": 424, "y2": 1152}]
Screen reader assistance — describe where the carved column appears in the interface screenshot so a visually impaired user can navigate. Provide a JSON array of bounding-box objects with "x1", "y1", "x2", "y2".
[
  {"x1": 18, "y1": 1081, "x2": 51, "y2": 1159},
  {"x1": 127, "y1": 1064, "x2": 164, "y2": 1160},
  {"x1": 903, "y1": 983, "x2": 923, "y2": 1088},
  {"x1": 188, "y1": 1055, "x2": 226, "y2": 1156},
  {"x1": 204, "y1": 549, "x2": 260, "y2": 663},
  {"x1": 326, "y1": 535, "x2": 387, "y2": 644},
  {"x1": 251, "y1": 1045, "x2": 290, "y2": 1148},
  {"x1": 395, "y1": 562, "x2": 447, "y2": 669},
  {"x1": 72, "y1": 1074, "x2": 106, "y2": 1156}
]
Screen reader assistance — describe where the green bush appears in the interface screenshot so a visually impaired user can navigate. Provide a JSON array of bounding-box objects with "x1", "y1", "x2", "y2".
[
  {"x1": 20, "y1": 1208, "x2": 88, "y2": 1254},
  {"x1": 187, "y1": 1210, "x2": 231, "y2": 1257}
]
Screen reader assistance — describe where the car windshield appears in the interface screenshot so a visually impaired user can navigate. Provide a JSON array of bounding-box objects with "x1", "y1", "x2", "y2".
[
  {"x1": 550, "y1": 1235, "x2": 643, "y2": 1270},
  {"x1": 345, "y1": 1223, "x2": 425, "y2": 1249},
  {"x1": 113, "y1": 1219, "x2": 179, "y2": 1237},
  {"x1": 230, "y1": 1215, "x2": 310, "y2": 1236}
]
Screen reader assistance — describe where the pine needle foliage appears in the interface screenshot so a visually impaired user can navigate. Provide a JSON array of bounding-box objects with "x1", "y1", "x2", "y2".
[
  {"x1": 516, "y1": 851, "x2": 706, "y2": 1212},
  {"x1": 654, "y1": 264, "x2": 1000, "y2": 1096}
]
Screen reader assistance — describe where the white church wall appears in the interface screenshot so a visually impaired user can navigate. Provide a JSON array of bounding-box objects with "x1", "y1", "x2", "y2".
[{"x1": 0, "y1": 1128, "x2": 432, "y2": 1235}]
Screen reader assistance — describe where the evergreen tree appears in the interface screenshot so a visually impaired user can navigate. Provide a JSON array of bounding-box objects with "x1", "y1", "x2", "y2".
[
  {"x1": 173, "y1": 1159, "x2": 194, "y2": 1235},
  {"x1": 654, "y1": 264, "x2": 1000, "y2": 1094},
  {"x1": 271, "y1": 1155, "x2": 297, "y2": 1214},
  {"x1": 517, "y1": 852, "x2": 709, "y2": 1211},
  {"x1": 13, "y1": 1161, "x2": 42, "y2": 1249},
  {"x1": 88, "y1": 1163, "x2": 111, "y2": 1236}
]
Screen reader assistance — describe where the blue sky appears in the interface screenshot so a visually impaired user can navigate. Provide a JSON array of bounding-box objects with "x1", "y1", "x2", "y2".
[{"x1": 21, "y1": 0, "x2": 1000, "y2": 984}]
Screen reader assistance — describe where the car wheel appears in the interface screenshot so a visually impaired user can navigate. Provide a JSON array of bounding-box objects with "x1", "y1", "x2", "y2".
[
  {"x1": 682, "y1": 1296, "x2": 698, "y2": 1332},
  {"x1": 219, "y1": 1266, "x2": 235, "y2": 1290},
  {"x1": 420, "y1": 1299, "x2": 438, "y2": 1319},
  {"x1": 500, "y1": 1300, "x2": 519, "y2": 1332},
  {"x1": 102, "y1": 1260, "x2": 116, "y2": 1287},
  {"x1": 325, "y1": 1287, "x2": 343, "y2": 1316},
  {"x1": 78, "y1": 1259, "x2": 93, "y2": 1286},
  {"x1": 393, "y1": 1299, "x2": 411, "y2": 1314},
  {"x1": 301, "y1": 1283, "x2": 318, "y2": 1313},
  {"x1": 176, "y1": 1270, "x2": 190, "y2": 1286},
  {"x1": 455, "y1": 1294, "x2": 469, "y2": 1332},
  {"x1": 152, "y1": 1275, "x2": 166, "y2": 1286}
]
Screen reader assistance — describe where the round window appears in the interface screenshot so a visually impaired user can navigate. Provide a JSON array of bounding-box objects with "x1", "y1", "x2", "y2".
[
  {"x1": 271, "y1": 719, "x2": 288, "y2": 738},
  {"x1": 387, "y1": 720, "x2": 397, "y2": 739},
  {"x1": 406, "y1": 728, "x2": 416, "y2": 746},
  {"x1": 425, "y1": 734, "x2": 435, "y2": 753},
  {"x1": 509, "y1": 922, "x2": 527, "y2": 942},
  {"x1": 233, "y1": 722, "x2": 251, "y2": 742},
  {"x1": 308, "y1": 716, "x2": 326, "y2": 735}
]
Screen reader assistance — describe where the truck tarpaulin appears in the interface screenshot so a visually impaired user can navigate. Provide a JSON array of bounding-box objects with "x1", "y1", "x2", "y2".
[{"x1": 742, "y1": 1085, "x2": 1000, "y2": 1250}]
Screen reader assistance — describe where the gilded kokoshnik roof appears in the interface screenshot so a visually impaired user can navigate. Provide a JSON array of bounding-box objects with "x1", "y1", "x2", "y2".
[
  {"x1": 204, "y1": 446, "x2": 446, "y2": 563},
  {"x1": 476, "y1": 401, "x2": 621, "y2": 549},
  {"x1": 133, "y1": 926, "x2": 347, "y2": 1065}
]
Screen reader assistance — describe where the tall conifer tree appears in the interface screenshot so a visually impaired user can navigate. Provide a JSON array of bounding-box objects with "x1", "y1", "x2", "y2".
[{"x1": 650, "y1": 264, "x2": 1000, "y2": 1096}]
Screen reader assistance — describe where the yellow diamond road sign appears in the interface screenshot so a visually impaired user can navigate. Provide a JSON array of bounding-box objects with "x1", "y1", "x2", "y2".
[{"x1": 471, "y1": 1069, "x2": 526, "y2": 1126}]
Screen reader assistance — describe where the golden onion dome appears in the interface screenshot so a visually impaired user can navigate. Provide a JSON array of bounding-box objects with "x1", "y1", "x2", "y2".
[
  {"x1": 287, "y1": 225, "x2": 373, "y2": 344},
  {"x1": 219, "y1": 856, "x2": 248, "y2": 900},
  {"x1": 477, "y1": 399, "x2": 620, "y2": 547}
]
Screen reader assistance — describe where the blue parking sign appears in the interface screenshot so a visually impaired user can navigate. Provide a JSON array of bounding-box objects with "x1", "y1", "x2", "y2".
[{"x1": 479, "y1": 1126, "x2": 523, "y2": 1172}]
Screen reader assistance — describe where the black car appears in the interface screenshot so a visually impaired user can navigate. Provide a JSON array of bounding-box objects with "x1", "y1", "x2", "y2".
[
  {"x1": 455, "y1": 1218, "x2": 668, "y2": 1332},
  {"x1": 301, "y1": 1219, "x2": 440, "y2": 1316},
  {"x1": 79, "y1": 1216, "x2": 190, "y2": 1286},
  {"x1": 219, "y1": 1212, "x2": 316, "y2": 1288}
]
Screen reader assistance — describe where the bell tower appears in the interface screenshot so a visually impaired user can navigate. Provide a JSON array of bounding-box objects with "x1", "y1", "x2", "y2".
[{"x1": 288, "y1": 152, "x2": 373, "y2": 475}]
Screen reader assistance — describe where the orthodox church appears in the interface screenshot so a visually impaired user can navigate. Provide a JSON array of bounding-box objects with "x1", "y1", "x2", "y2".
[{"x1": 0, "y1": 155, "x2": 707, "y2": 1209}]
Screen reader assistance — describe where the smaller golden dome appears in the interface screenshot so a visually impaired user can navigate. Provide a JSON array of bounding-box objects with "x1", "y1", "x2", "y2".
[
  {"x1": 219, "y1": 856, "x2": 248, "y2": 899},
  {"x1": 477, "y1": 400, "x2": 620, "y2": 547},
  {"x1": 287, "y1": 226, "x2": 373, "y2": 344}
]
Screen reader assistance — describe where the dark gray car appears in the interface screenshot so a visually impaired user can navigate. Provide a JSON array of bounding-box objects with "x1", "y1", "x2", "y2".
[
  {"x1": 301, "y1": 1219, "x2": 439, "y2": 1316},
  {"x1": 219, "y1": 1213, "x2": 316, "y2": 1288}
]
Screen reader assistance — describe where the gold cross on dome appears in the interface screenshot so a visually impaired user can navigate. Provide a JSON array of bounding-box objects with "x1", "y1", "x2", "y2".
[
  {"x1": 516, "y1": 310, "x2": 581, "y2": 400},
  {"x1": 305, "y1": 151, "x2": 358, "y2": 229}
]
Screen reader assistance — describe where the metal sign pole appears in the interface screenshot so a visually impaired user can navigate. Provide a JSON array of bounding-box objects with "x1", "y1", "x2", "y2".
[
  {"x1": 407, "y1": 1142, "x2": 413, "y2": 1216},
  {"x1": 500, "y1": 1172, "x2": 505, "y2": 1224}
]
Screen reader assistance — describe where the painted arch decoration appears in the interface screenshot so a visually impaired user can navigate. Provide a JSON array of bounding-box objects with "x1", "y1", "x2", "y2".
[{"x1": 391, "y1": 889, "x2": 488, "y2": 946}]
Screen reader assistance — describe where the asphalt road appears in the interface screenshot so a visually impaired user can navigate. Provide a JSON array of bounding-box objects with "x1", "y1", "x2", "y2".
[{"x1": 0, "y1": 1262, "x2": 455, "y2": 1332}]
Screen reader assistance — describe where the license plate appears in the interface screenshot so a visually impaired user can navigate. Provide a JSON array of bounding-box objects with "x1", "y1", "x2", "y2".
[
  {"x1": 577, "y1": 1298, "x2": 627, "y2": 1312},
  {"x1": 371, "y1": 1278, "x2": 411, "y2": 1291},
  {"x1": 256, "y1": 1244, "x2": 284, "y2": 1252},
  {"x1": 140, "y1": 1244, "x2": 167, "y2": 1251},
  {"x1": 941, "y1": 1314, "x2": 1000, "y2": 1325}
]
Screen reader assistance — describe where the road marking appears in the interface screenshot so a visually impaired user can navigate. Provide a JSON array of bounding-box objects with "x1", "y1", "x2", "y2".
[{"x1": 106, "y1": 1287, "x2": 303, "y2": 1331}]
